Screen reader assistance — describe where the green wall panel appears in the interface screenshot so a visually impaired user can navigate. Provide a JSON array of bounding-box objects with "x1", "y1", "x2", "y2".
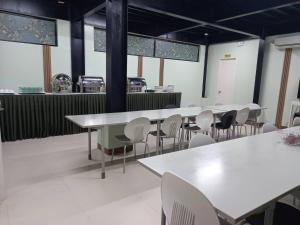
[
  {"x1": 93, "y1": 28, "x2": 200, "y2": 62},
  {"x1": 155, "y1": 40, "x2": 199, "y2": 62},
  {"x1": 0, "y1": 12, "x2": 56, "y2": 46}
]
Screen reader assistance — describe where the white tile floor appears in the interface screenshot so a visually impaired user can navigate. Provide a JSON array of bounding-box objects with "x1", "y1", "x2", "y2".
[
  {"x1": 0, "y1": 128, "x2": 298, "y2": 225},
  {"x1": 0, "y1": 132, "x2": 165, "y2": 225}
]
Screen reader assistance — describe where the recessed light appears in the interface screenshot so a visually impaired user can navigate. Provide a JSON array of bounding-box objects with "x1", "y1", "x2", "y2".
[
  {"x1": 204, "y1": 33, "x2": 209, "y2": 36},
  {"x1": 58, "y1": 1, "x2": 65, "y2": 4}
]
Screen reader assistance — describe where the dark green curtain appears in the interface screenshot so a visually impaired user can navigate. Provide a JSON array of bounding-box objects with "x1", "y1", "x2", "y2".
[{"x1": 0, "y1": 93, "x2": 181, "y2": 141}]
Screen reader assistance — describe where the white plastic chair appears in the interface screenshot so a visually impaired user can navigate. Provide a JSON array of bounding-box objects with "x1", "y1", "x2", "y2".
[
  {"x1": 235, "y1": 107, "x2": 250, "y2": 136},
  {"x1": 262, "y1": 122, "x2": 277, "y2": 133},
  {"x1": 188, "y1": 134, "x2": 215, "y2": 149},
  {"x1": 185, "y1": 110, "x2": 214, "y2": 138},
  {"x1": 161, "y1": 172, "x2": 220, "y2": 225},
  {"x1": 245, "y1": 103, "x2": 264, "y2": 134},
  {"x1": 293, "y1": 117, "x2": 300, "y2": 126},
  {"x1": 115, "y1": 117, "x2": 151, "y2": 173},
  {"x1": 149, "y1": 114, "x2": 182, "y2": 153}
]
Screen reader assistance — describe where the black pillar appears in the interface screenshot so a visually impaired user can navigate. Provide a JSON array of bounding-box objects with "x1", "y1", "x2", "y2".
[
  {"x1": 202, "y1": 44, "x2": 209, "y2": 98},
  {"x1": 106, "y1": 0, "x2": 128, "y2": 113},
  {"x1": 71, "y1": 19, "x2": 85, "y2": 92},
  {"x1": 253, "y1": 39, "x2": 265, "y2": 104}
]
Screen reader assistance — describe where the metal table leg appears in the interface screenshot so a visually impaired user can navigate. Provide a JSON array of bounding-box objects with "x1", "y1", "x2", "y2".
[
  {"x1": 264, "y1": 203, "x2": 275, "y2": 225},
  {"x1": 213, "y1": 114, "x2": 217, "y2": 138},
  {"x1": 156, "y1": 121, "x2": 161, "y2": 155},
  {"x1": 161, "y1": 208, "x2": 166, "y2": 225},
  {"x1": 180, "y1": 118, "x2": 185, "y2": 150},
  {"x1": 100, "y1": 127, "x2": 106, "y2": 179},
  {"x1": 88, "y1": 128, "x2": 92, "y2": 160}
]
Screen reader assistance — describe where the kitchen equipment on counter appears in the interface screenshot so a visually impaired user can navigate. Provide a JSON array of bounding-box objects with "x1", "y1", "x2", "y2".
[
  {"x1": 77, "y1": 76, "x2": 105, "y2": 93},
  {"x1": 51, "y1": 73, "x2": 72, "y2": 93},
  {"x1": 127, "y1": 77, "x2": 147, "y2": 93}
]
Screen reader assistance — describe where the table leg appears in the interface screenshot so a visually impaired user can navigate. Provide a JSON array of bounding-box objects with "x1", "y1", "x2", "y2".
[
  {"x1": 88, "y1": 128, "x2": 92, "y2": 160},
  {"x1": 264, "y1": 203, "x2": 275, "y2": 225},
  {"x1": 180, "y1": 118, "x2": 185, "y2": 150},
  {"x1": 213, "y1": 114, "x2": 217, "y2": 138},
  {"x1": 156, "y1": 121, "x2": 161, "y2": 155},
  {"x1": 100, "y1": 127, "x2": 106, "y2": 179},
  {"x1": 161, "y1": 208, "x2": 166, "y2": 225}
]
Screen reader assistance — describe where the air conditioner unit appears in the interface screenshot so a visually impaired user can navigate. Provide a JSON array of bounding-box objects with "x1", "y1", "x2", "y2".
[{"x1": 274, "y1": 36, "x2": 300, "y2": 49}]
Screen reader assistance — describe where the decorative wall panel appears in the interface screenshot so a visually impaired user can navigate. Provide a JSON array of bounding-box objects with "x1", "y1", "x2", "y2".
[
  {"x1": 127, "y1": 35, "x2": 154, "y2": 57},
  {"x1": 0, "y1": 12, "x2": 56, "y2": 46},
  {"x1": 155, "y1": 40, "x2": 199, "y2": 62},
  {"x1": 94, "y1": 28, "x2": 200, "y2": 62},
  {"x1": 94, "y1": 28, "x2": 106, "y2": 52}
]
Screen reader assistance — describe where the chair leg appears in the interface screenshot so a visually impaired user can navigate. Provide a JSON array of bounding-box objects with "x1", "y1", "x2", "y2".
[
  {"x1": 123, "y1": 145, "x2": 127, "y2": 174},
  {"x1": 217, "y1": 129, "x2": 220, "y2": 142},
  {"x1": 161, "y1": 138, "x2": 164, "y2": 154},
  {"x1": 244, "y1": 125, "x2": 247, "y2": 136},
  {"x1": 134, "y1": 143, "x2": 136, "y2": 159},
  {"x1": 146, "y1": 143, "x2": 150, "y2": 157},
  {"x1": 111, "y1": 148, "x2": 115, "y2": 163}
]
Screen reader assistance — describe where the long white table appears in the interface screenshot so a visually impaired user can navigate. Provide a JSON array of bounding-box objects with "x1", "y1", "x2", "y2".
[
  {"x1": 139, "y1": 126, "x2": 300, "y2": 225},
  {"x1": 66, "y1": 106, "x2": 226, "y2": 178}
]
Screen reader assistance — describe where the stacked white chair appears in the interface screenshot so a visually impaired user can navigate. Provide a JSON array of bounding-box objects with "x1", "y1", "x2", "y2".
[
  {"x1": 114, "y1": 117, "x2": 151, "y2": 173},
  {"x1": 161, "y1": 172, "x2": 221, "y2": 225}
]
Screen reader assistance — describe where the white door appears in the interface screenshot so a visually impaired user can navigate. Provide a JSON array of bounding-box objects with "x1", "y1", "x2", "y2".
[{"x1": 216, "y1": 59, "x2": 237, "y2": 104}]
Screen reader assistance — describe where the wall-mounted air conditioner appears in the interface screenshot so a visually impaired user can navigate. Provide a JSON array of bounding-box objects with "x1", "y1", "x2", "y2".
[{"x1": 273, "y1": 36, "x2": 300, "y2": 49}]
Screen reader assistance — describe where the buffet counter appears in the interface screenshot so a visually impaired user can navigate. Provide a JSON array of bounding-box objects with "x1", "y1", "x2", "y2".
[{"x1": 0, "y1": 92, "x2": 181, "y2": 141}]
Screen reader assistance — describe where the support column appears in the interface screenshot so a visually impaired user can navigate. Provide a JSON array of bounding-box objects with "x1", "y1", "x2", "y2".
[
  {"x1": 202, "y1": 45, "x2": 209, "y2": 98},
  {"x1": 106, "y1": 0, "x2": 128, "y2": 113},
  {"x1": 71, "y1": 19, "x2": 85, "y2": 92},
  {"x1": 275, "y1": 48, "x2": 293, "y2": 128},
  {"x1": 253, "y1": 39, "x2": 265, "y2": 104}
]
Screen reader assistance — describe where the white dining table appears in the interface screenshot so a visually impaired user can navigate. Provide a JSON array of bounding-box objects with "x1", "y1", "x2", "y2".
[
  {"x1": 138, "y1": 126, "x2": 300, "y2": 225},
  {"x1": 66, "y1": 106, "x2": 226, "y2": 178}
]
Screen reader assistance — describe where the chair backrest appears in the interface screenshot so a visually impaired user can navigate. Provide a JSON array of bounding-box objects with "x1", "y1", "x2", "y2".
[
  {"x1": 161, "y1": 172, "x2": 220, "y2": 225},
  {"x1": 188, "y1": 134, "x2": 215, "y2": 149},
  {"x1": 165, "y1": 104, "x2": 178, "y2": 109},
  {"x1": 220, "y1": 110, "x2": 237, "y2": 129},
  {"x1": 236, "y1": 107, "x2": 250, "y2": 125},
  {"x1": 293, "y1": 117, "x2": 300, "y2": 127},
  {"x1": 262, "y1": 122, "x2": 277, "y2": 133},
  {"x1": 195, "y1": 110, "x2": 214, "y2": 132},
  {"x1": 124, "y1": 117, "x2": 151, "y2": 142},
  {"x1": 162, "y1": 114, "x2": 182, "y2": 138}
]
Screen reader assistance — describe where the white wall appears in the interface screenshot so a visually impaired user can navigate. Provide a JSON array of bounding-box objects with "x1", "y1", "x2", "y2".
[
  {"x1": 142, "y1": 57, "x2": 160, "y2": 89},
  {"x1": 205, "y1": 39, "x2": 260, "y2": 106},
  {"x1": 84, "y1": 25, "x2": 138, "y2": 81},
  {"x1": 0, "y1": 19, "x2": 71, "y2": 92},
  {"x1": 51, "y1": 20, "x2": 72, "y2": 76},
  {"x1": 0, "y1": 41, "x2": 44, "y2": 91},
  {"x1": 164, "y1": 45, "x2": 206, "y2": 106},
  {"x1": 260, "y1": 34, "x2": 300, "y2": 126},
  {"x1": 259, "y1": 43, "x2": 284, "y2": 123}
]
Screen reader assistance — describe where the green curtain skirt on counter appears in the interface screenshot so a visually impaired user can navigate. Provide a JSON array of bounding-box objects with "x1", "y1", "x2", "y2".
[{"x1": 0, "y1": 93, "x2": 181, "y2": 142}]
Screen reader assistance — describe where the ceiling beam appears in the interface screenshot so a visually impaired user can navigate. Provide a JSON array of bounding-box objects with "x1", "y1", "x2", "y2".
[
  {"x1": 84, "y1": 2, "x2": 106, "y2": 18},
  {"x1": 217, "y1": 1, "x2": 300, "y2": 22},
  {"x1": 128, "y1": 1, "x2": 259, "y2": 38}
]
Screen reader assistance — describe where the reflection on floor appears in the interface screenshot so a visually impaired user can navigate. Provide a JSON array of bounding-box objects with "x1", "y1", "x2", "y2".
[{"x1": 0, "y1": 128, "x2": 296, "y2": 225}]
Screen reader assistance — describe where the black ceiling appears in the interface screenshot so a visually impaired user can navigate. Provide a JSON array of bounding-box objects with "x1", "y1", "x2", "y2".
[{"x1": 2, "y1": 0, "x2": 300, "y2": 44}]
